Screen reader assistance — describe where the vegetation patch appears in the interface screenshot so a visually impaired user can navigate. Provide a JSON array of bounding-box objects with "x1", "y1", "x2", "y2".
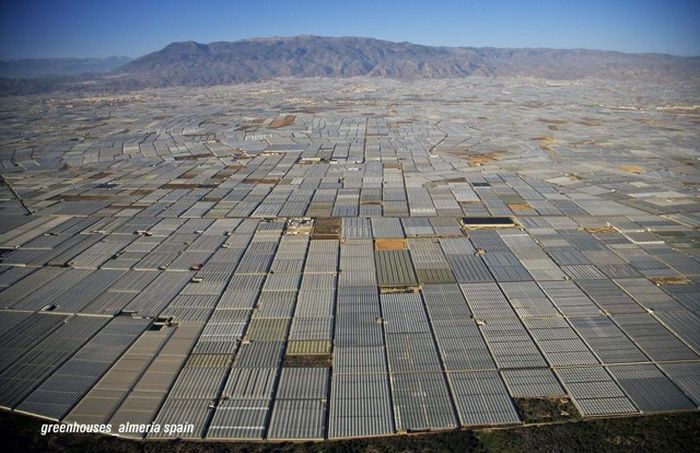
[
  {"x1": 478, "y1": 412, "x2": 699, "y2": 453},
  {"x1": 311, "y1": 217, "x2": 341, "y2": 239},
  {"x1": 514, "y1": 397, "x2": 580, "y2": 424},
  {"x1": 284, "y1": 353, "x2": 332, "y2": 368}
]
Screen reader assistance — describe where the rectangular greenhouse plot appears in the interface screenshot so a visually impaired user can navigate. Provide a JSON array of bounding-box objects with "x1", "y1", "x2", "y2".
[
  {"x1": 65, "y1": 323, "x2": 175, "y2": 424},
  {"x1": 299, "y1": 273, "x2": 336, "y2": 292},
  {"x1": 294, "y1": 291, "x2": 335, "y2": 318},
  {"x1": 614, "y1": 277, "x2": 687, "y2": 312},
  {"x1": 478, "y1": 318, "x2": 549, "y2": 369},
  {"x1": 430, "y1": 322, "x2": 496, "y2": 371},
  {"x1": 448, "y1": 370, "x2": 521, "y2": 426},
  {"x1": 305, "y1": 239, "x2": 339, "y2": 261},
  {"x1": 484, "y1": 339, "x2": 549, "y2": 370},
  {"x1": 232, "y1": 341, "x2": 286, "y2": 369},
  {"x1": 169, "y1": 365, "x2": 230, "y2": 400},
  {"x1": 328, "y1": 373, "x2": 394, "y2": 439},
  {"x1": 429, "y1": 217, "x2": 464, "y2": 237},
  {"x1": 0, "y1": 267, "x2": 66, "y2": 308},
  {"x1": 9, "y1": 268, "x2": 93, "y2": 311},
  {"x1": 342, "y1": 217, "x2": 371, "y2": 239},
  {"x1": 501, "y1": 368, "x2": 566, "y2": 398},
  {"x1": 371, "y1": 218, "x2": 405, "y2": 238},
  {"x1": 267, "y1": 399, "x2": 327, "y2": 440},
  {"x1": 15, "y1": 316, "x2": 151, "y2": 421},
  {"x1": 0, "y1": 313, "x2": 69, "y2": 371},
  {"x1": 416, "y1": 267, "x2": 457, "y2": 284},
  {"x1": 244, "y1": 318, "x2": 289, "y2": 341},
  {"x1": 385, "y1": 332, "x2": 443, "y2": 372},
  {"x1": 110, "y1": 322, "x2": 202, "y2": 413},
  {"x1": 611, "y1": 312, "x2": 699, "y2": 362},
  {"x1": 445, "y1": 254, "x2": 494, "y2": 283},
  {"x1": 375, "y1": 249, "x2": 419, "y2": 289},
  {"x1": 653, "y1": 310, "x2": 700, "y2": 353},
  {"x1": 0, "y1": 311, "x2": 33, "y2": 338},
  {"x1": 0, "y1": 215, "x2": 71, "y2": 249},
  {"x1": 483, "y1": 263, "x2": 532, "y2": 283},
  {"x1": 275, "y1": 368, "x2": 329, "y2": 399},
  {"x1": 338, "y1": 269, "x2": 377, "y2": 287},
  {"x1": 391, "y1": 372, "x2": 457, "y2": 432},
  {"x1": 149, "y1": 398, "x2": 211, "y2": 439},
  {"x1": 46, "y1": 269, "x2": 127, "y2": 314},
  {"x1": 607, "y1": 364, "x2": 696, "y2": 412},
  {"x1": 554, "y1": 366, "x2": 638, "y2": 417},
  {"x1": 658, "y1": 362, "x2": 700, "y2": 406},
  {"x1": 0, "y1": 316, "x2": 110, "y2": 410},
  {"x1": 111, "y1": 390, "x2": 189, "y2": 439},
  {"x1": 222, "y1": 368, "x2": 277, "y2": 400},
  {"x1": 522, "y1": 317, "x2": 600, "y2": 367},
  {"x1": 499, "y1": 281, "x2": 561, "y2": 318},
  {"x1": 460, "y1": 282, "x2": 518, "y2": 319},
  {"x1": 568, "y1": 316, "x2": 649, "y2": 364},
  {"x1": 333, "y1": 346, "x2": 388, "y2": 374},
  {"x1": 537, "y1": 280, "x2": 602, "y2": 317},
  {"x1": 574, "y1": 397, "x2": 641, "y2": 417},
  {"x1": 421, "y1": 283, "x2": 471, "y2": 317},
  {"x1": 122, "y1": 271, "x2": 194, "y2": 318},
  {"x1": 206, "y1": 398, "x2": 271, "y2": 440},
  {"x1": 286, "y1": 340, "x2": 332, "y2": 355},
  {"x1": 576, "y1": 279, "x2": 647, "y2": 315}
]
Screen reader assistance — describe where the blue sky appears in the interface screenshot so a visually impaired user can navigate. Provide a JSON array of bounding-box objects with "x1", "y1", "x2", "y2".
[{"x1": 1, "y1": 0, "x2": 699, "y2": 59}]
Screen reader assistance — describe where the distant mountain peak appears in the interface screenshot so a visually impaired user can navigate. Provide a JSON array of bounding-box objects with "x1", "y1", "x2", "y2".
[{"x1": 2, "y1": 36, "x2": 698, "y2": 94}]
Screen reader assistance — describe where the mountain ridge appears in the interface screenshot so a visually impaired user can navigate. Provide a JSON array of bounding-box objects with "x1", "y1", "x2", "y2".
[
  {"x1": 1, "y1": 36, "x2": 699, "y2": 95},
  {"x1": 116, "y1": 35, "x2": 700, "y2": 86}
]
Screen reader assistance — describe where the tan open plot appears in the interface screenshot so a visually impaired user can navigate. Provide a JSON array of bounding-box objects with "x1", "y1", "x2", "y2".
[
  {"x1": 467, "y1": 152, "x2": 501, "y2": 166},
  {"x1": 650, "y1": 276, "x2": 690, "y2": 285},
  {"x1": 619, "y1": 164, "x2": 644, "y2": 174},
  {"x1": 508, "y1": 203, "x2": 532, "y2": 211},
  {"x1": 533, "y1": 135, "x2": 557, "y2": 154},
  {"x1": 268, "y1": 114, "x2": 296, "y2": 128},
  {"x1": 583, "y1": 226, "x2": 617, "y2": 234},
  {"x1": 375, "y1": 238, "x2": 408, "y2": 250}
]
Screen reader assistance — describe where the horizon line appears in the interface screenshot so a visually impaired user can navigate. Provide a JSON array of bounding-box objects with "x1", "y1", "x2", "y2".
[{"x1": 4, "y1": 34, "x2": 700, "y2": 61}]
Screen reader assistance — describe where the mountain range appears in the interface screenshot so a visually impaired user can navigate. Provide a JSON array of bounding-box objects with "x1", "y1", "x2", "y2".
[{"x1": 2, "y1": 35, "x2": 699, "y2": 94}]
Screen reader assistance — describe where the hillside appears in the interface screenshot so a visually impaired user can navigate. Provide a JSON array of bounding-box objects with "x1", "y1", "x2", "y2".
[{"x1": 116, "y1": 35, "x2": 700, "y2": 86}]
